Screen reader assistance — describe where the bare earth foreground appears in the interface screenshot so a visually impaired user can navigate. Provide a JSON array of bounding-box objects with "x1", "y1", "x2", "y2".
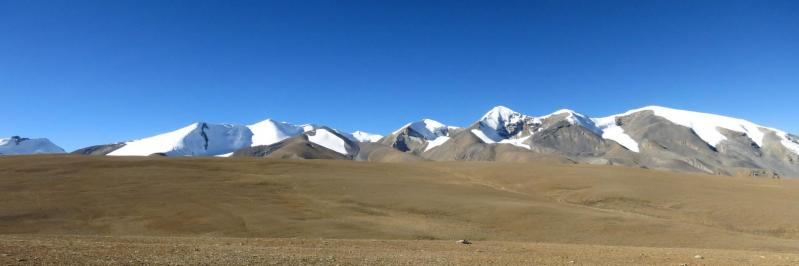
[
  {"x1": 1, "y1": 156, "x2": 799, "y2": 265},
  {"x1": 2, "y1": 235, "x2": 799, "y2": 265}
]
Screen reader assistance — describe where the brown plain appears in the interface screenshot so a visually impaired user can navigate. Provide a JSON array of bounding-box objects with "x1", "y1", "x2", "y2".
[{"x1": 1, "y1": 155, "x2": 798, "y2": 265}]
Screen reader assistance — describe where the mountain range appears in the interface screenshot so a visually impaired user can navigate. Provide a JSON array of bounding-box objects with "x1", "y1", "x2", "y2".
[{"x1": 5, "y1": 105, "x2": 799, "y2": 178}]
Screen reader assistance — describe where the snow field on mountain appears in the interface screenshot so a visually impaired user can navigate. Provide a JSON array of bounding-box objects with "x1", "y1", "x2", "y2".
[{"x1": 307, "y1": 128, "x2": 349, "y2": 155}]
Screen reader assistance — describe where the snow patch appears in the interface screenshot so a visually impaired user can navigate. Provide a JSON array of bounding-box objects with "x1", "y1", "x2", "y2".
[
  {"x1": 499, "y1": 136, "x2": 531, "y2": 150},
  {"x1": 471, "y1": 129, "x2": 497, "y2": 144},
  {"x1": 471, "y1": 128, "x2": 501, "y2": 143},
  {"x1": 424, "y1": 136, "x2": 451, "y2": 152},
  {"x1": 592, "y1": 116, "x2": 640, "y2": 152},
  {"x1": 782, "y1": 139, "x2": 799, "y2": 154},
  {"x1": 307, "y1": 128, "x2": 349, "y2": 155},
  {"x1": 776, "y1": 132, "x2": 799, "y2": 155},
  {"x1": 470, "y1": 129, "x2": 530, "y2": 149},
  {"x1": 600, "y1": 125, "x2": 640, "y2": 152}
]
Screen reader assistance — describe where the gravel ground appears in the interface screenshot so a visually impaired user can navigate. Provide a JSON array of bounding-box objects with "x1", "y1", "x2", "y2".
[{"x1": 1, "y1": 235, "x2": 798, "y2": 265}]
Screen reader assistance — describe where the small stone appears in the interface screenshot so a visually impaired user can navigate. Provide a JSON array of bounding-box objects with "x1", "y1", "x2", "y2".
[
  {"x1": 679, "y1": 263, "x2": 688, "y2": 266},
  {"x1": 17, "y1": 258, "x2": 27, "y2": 262},
  {"x1": 694, "y1": 255, "x2": 704, "y2": 259},
  {"x1": 456, "y1": 239, "x2": 472, "y2": 245},
  {"x1": 568, "y1": 260, "x2": 575, "y2": 264}
]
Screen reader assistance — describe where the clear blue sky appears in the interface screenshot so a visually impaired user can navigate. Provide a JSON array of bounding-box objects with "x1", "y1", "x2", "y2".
[{"x1": 2, "y1": 0, "x2": 797, "y2": 151}]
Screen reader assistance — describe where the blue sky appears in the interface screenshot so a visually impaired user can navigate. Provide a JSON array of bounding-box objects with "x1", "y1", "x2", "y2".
[{"x1": 2, "y1": 0, "x2": 797, "y2": 151}]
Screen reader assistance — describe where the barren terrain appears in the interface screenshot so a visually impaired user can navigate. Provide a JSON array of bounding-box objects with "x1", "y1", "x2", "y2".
[{"x1": 1, "y1": 155, "x2": 798, "y2": 265}]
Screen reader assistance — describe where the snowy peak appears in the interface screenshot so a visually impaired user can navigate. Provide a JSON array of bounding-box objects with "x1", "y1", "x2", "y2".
[
  {"x1": 542, "y1": 109, "x2": 601, "y2": 134},
  {"x1": 471, "y1": 106, "x2": 536, "y2": 148},
  {"x1": 108, "y1": 122, "x2": 253, "y2": 156},
  {"x1": 0, "y1": 136, "x2": 65, "y2": 155},
  {"x1": 248, "y1": 119, "x2": 313, "y2": 146},
  {"x1": 394, "y1": 118, "x2": 450, "y2": 141},
  {"x1": 480, "y1": 106, "x2": 518, "y2": 120},
  {"x1": 406, "y1": 119, "x2": 452, "y2": 152},
  {"x1": 479, "y1": 106, "x2": 526, "y2": 130},
  {"x1": 411, "y1": 119, "x2": 449, "y2": 140},
  {"x1": 473, "y1": 107, "x2": 638, "y2": 152},
  {"x1": 478, "y1": 106, "x2": 531, "y2": 139},
  {"x1": 384, "y1": 118, "x2": 453, "y2": 153},
  {"x1": 348, "y1": 131, "x2": 383, "y2": 143}
]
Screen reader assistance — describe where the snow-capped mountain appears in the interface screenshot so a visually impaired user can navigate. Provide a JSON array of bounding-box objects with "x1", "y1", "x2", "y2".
[
  {"x1": 380, "y1": 119, "x2": 457, "y2": 153},
  {"x1": 455, "y1": 105, "x2": 798, "y2": 156},
  {"x1": 460, "y1": 107, "x2": 631, "y2": 152},
  {"x1": 0, "y1": 136, "x2": 65, "y2": 155},
  {"x1": 470, "y1": 106, "x2": 538, "y2": 148},
  {"x1": 77, "y1": 119, "x2": 367, "y2": 157},
  {"x1": 607, "y1": 106, "x2": 791, "y2": 150},
  {"x1": 107, "y1": 123, "x2": 253, "y2": 156},
  {"x1": 57, "y1": 105, "x2": 799, "y2": 177},
  {"x1": 245, "y1": 120, "x2": 362, "y2": 155},
  {"x1": 402, "y1": 119, "x2": 452, "y2": 139},
  {"x1": 476, "y1": 106, "x2": 534, "y2": 140},
  {"x1": 449, "y1": 105, "x2": 798, "y2": 177},
  {"x1": 370, "y1": 105, "x2": 795, "y2": 177}
]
